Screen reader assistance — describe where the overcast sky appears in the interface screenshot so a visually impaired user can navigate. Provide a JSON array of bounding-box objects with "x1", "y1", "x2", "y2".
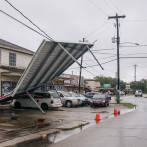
[{"x1": 1, "y1": 0, "x2": 147, "y2": 83}]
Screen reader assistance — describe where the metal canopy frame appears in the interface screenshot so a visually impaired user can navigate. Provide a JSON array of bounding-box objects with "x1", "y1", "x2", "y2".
[
  {"x1": 0, "y1": 40, "x2": 94, "y2": 113},
  {"x1": 26, "y1": 91, "x2": 45, "y2": 114},
  {"x1": 86, "y1": 45, "x2": 104, "y2": 70}
]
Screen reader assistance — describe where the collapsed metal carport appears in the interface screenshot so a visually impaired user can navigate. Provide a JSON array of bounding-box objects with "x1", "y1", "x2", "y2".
[{"x1": 0, "y1": 40, "x2": 94, "y2": 113}]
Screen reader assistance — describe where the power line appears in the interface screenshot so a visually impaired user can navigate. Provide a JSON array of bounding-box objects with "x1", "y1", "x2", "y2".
[
  {"x1": 5, "y1": 0, "x2": 55, "y2": 42},
  {"x1": 85, "y1": 20, "x2": 108, "y2": 38},
  {"x1": 4, "y1": 0, "x2": 83, "y2": 67},
  {"x1": 104, "y1": 0, "x2": 116, "y2": 14},
  {"x1": 84, "y1": 55, "x2": 116, "y2": 61},
  {"x1": 89, "y1": 0, "x2": 108, "y2": 16},
  {"x1": 109, "y1": 0, "x2": 124, "y2": 14},
  {"x1": 0, "y1": 10, "x2": 52, "y2": 41},
  {"x1": 91, "y1": 48, "x2": 115, "y2": 51},
  {"x1": 89, "y1": 25, "x2": 114, "y2": 40},
  {"x1": 83, "y1": 68, "x2": 97, "y2": 77},
  {"x1": 120, "y1": 45, "x2": 147, "y2": 47},
  {"x1": 83, "y1": 60, "x2": 101, "y2": 74}
]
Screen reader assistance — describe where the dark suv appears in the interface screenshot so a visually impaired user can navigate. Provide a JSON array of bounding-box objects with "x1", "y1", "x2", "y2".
[{"x1": 85, "y1": 92, "x2": 101, "y2": 98}]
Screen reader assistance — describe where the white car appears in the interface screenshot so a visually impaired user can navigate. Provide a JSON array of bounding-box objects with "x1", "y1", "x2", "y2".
[
  {"x1": 58, "y1": 91, "x2": 80, "y2": 107},
  {"x1": 135, "y1": 90, "x2": 142, "y2": 97},
  {"x1": 119, "y1": 91, "x2": 125, "y2": 95},
  {"x1": 69, "y1": 92, "x2": 89, "y2": 106},
  {"x1": 10, "y1": 91, "x2": 62, "y2": 110}
]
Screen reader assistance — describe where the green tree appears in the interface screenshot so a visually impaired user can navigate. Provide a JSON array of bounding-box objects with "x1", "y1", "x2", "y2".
[{"x1": 94, "y1": 75, "x2": 126, "y2": 90}]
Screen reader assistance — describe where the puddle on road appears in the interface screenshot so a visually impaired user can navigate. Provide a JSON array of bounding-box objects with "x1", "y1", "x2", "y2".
[{"x1": 13, "y1": 106, "x2": 137, "y2": 147}]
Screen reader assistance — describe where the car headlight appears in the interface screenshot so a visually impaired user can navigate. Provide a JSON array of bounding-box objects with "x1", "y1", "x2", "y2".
[
  {"x1": 102, "y1": 100, "x2": 105, "y2": 102},
  {"x1": 72, "y1": 99, "x2": 76, "y2": 101},
  {"x1": 90, "y1": 99, "x2": 93, "y2": 102}
]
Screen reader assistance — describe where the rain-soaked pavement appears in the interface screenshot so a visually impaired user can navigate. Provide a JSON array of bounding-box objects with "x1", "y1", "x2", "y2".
[{"x1": 0, "y1": 95, "x2": 139, "y2": 147}]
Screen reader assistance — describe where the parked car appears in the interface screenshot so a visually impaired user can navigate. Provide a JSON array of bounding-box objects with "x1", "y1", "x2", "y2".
[
  {"x1": 90, "y1": 94, "x2": 109, "y2": 107},
  {"x1": 135, "y1": 90, "x2": 142, "y2": 97},
  {"x1": 78, "y1": 94, "x2": 90, "y2": 105},
  {"x1": 58, "y1": 91, "x2": 81, "y2": 107},
  {"x1": 69, "y1": 92, "x2": 89, "y2": 106},
  {"x1": 113, "y1": 91, "x2": 117, "y2": 95},
  {"x1": 85, "y1": 92, "x2": 101, "y2": 98},
  {"x1": 119, "y1": 91, "x2": 125, "y2": 95},
  {"x1": 10, "y1": 91, "x2": 62, "y2": 110},
  {"x1": 106, "y1": 92, "x2": 111, "y2": 100}
]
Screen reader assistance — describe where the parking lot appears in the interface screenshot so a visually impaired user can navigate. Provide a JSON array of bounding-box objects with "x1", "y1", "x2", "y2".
[{"x1": 0, "y1": 95, "x2": 135, "y2": 147}]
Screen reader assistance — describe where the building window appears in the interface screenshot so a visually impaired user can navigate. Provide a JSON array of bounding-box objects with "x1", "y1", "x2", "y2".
[{"x1": 9, "y1": 52, "x2": 16, "y2": 66}]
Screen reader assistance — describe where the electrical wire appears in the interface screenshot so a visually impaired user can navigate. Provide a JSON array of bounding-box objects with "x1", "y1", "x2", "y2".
[
  {"x1": 91, "y1": 47, "x2": 115, "y2": 51},
  {"x1": 109, "y1": 0, "x2": 124, "y2": 14},
  {"x1": 0, "y1": 10, "x2": 52, "y2": 41},
  {"x1": 83, "y1": 60, "x2": 101, "y2": 74},
  {"x1": 89, "y1": 25, "x2": 114, "y2": 40},
  {"x1": 85, "y1": 20, "x2": 108, "y2": 38},
  {"x1": 5, "y1": 0, "x2": 55, "y2": 42},
  {"x1": 83, "y1": 55, "x2": 116, "y2": 61},
  {"x1": 104, "y1": 0, "x2": 116, "y2": 14},
  {"x1": 120, "y1": 45, "x2": 147, "y2": 47},
  {"x1": 83, "y1": 68, "x2": 97, "y2": 77},
  {"x1": 89, "y1": 0, "x2": 108, "y2": 16}
]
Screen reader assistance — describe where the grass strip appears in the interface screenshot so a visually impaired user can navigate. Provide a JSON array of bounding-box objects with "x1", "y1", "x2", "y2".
[{"x1": 110, "y1": 103, "x2": 135, "y2": 109}]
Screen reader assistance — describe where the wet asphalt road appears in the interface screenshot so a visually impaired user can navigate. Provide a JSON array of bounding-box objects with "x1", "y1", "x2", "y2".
[{"x1": 49, "y1": 95, "x2": 147, "y2": 147}]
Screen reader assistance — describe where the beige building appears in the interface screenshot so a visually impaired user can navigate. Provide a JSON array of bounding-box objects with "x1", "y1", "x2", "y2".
[
  {"x1": 84, "y1": 79, "x2": 101, "y2": 92},
  {"x1": 0, "y1": 38, "x2": 34, "y2": 96}
]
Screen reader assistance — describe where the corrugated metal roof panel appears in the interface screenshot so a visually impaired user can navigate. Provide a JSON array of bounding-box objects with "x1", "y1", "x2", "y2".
[{"x1": 0, "y1": 40, "x2": 93, "y2": 103}]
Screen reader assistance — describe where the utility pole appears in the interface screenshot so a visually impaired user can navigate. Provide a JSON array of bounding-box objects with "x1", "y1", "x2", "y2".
[
  {"x1": 79, "y1": 38, "x2": 87, "y2": 94},
  {"x1": 108, "y1": 14, "x2": 126, "y2": 103},
  {"x1": 133, "y1": 64, "x2": 137, "y2": 82}
]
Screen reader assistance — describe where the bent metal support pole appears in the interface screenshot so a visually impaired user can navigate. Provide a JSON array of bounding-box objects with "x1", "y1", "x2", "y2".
[
  {"x1": 57, "y1": 43, "x2": 84, "y2": 68},
  {"x1": 26, "y1": 91, "x2": 45, "y2": 114},
  {"x1": 51, "y1": 80, "x2": 61, "y2": 101},
  {"x1": 86, "y1": 45, "x2": 104, "y2": 70}
]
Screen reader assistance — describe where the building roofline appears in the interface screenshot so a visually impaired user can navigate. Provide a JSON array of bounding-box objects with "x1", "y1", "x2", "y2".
[{"x1": 0, "y1": 38, "x2": 34, "y2": 55}]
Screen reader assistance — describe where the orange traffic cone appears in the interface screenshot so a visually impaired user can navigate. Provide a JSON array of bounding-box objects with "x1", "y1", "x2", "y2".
[
  {"x1": 114, "y1": 104, "x2": 118, "y2": 114},
  {"x1": 114, "y1": 113, "x2": 118, "y2": 117},
  {"x1": 95, "y1": 120, "x2": 100, "y2": 124},
  {"x1": 95, "y1": 108, "x2": 101, "y2": 120}
]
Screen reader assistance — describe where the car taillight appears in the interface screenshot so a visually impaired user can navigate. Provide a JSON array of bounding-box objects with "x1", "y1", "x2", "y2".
[{"x1": 135, "y1": 92, "x2": 136, "y2": 94}]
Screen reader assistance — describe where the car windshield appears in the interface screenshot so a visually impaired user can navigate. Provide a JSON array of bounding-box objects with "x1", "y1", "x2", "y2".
[
  {"x1": 72, "y1": 93, "x2": 79, "y2": 97},
  {"x1": 63, "y1": 92, "x2": 72, "y2": 97},
  {"x1": 52, "y1": 93, "x2": 60, "y2": 98},
  {"x1": 93, "y1": 95, "x2": 105, "y2": 99},
  {"x1": 138, "y1": 90, "x2": 142, "y2": 92},
  {"x1": 78, "y1": 94, "x2": 85, "y2": 97}
]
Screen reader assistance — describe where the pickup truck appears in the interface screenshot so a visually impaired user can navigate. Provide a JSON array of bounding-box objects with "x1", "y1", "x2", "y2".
[{"x1": 135, "y1": 90, "x2": 142, "y2": 97}]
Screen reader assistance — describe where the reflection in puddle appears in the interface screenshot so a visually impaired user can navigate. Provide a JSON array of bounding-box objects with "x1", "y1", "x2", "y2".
[{"x1": 14, "y1": 106, "x2": 137, "y2": 147}]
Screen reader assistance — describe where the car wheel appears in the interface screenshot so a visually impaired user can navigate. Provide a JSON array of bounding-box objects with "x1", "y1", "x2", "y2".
[
  {"x1": 141, "y1": 95, "x2": 142, "y2": 97},
  {"x1": 90, "y1": 104, "x2": 93, "y2": 107},
  {"x1": 135, "y1": 95, "x2": 137, "y2": 97},
  {"x1": 66, "y1": 101, "x2": 72, "y2": 108},
  {"x1": 107, "y1": 103, "x2": 109, "y2": 106},
  {"x1": 41, "y1": 103, "x2": 48, "y2": 110},
  {"x1": 14, "y1": 102, "x2": 21, "y2": 108}
]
